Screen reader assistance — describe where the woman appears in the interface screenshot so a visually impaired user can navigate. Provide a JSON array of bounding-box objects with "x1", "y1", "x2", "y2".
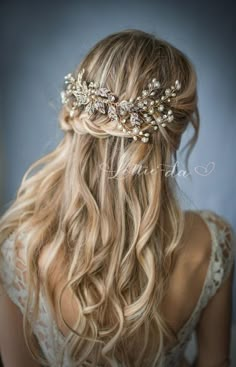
[{"x1": 0, "y1": 29, "x2": 235, "y2": 367}]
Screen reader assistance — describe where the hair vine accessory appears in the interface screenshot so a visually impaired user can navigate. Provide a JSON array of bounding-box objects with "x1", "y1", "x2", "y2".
[{"x1": 61, "y1": 68, "x2": 181, "y2": 143}]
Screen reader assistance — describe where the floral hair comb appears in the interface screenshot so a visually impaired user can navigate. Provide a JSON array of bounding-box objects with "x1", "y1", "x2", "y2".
[{"x1": 61, "y1": 68, "x2": 181, "y2": 143}]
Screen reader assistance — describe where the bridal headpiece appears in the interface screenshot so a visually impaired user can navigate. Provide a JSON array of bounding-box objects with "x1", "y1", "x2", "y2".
[{"x1": 61, "y1": 68, "x2": 181, "y2": 143}]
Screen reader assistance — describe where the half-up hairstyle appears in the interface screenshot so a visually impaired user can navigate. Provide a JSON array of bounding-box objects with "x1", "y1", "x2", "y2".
[{"x1": 0, "y1": 29, "x2": 199, "y2": 367}]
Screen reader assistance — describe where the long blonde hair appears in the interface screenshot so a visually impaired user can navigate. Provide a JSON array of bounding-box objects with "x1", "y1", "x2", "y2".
[{"x1": 0, "y1": 29, "x2": 199, "y2": 367}]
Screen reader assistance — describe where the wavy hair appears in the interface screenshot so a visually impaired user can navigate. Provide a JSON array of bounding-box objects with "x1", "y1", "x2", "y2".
[{"x1": 0, "y1": 29, "x2": 199, "y2": 367}]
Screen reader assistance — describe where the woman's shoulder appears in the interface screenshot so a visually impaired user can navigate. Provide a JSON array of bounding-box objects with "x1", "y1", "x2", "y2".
[
  {"x1": 168, "y1": 209, "x2": 236, "y2": 327},
  {"x1": 184, "y1": 209, "x2": 236, "y2": 253},
  {"x1": 182, "y1": 209, "x2": 235, "y2": 284},
  {"x1": 161, "y1": 209, "x2": 235, "y2": 340}
]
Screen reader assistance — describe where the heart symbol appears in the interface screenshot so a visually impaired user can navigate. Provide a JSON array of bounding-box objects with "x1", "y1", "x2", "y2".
[{"x1": 194, "y1": 161, "x2": 215, "y2": 176}]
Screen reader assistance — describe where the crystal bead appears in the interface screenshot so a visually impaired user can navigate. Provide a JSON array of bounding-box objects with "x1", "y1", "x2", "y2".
[
  {"x1": 168, "y1": 110, "x2": 173, "y2": 115},
  {"x1": 161, "y1": 123, "x2": 166, "y2": 127},
  {"x1": 175, "y1": 80, "x2": 181, "y2": 90},
  {"x1": 133, "y1": 127, "x2": 140, "y2": 135},
  {"x1": 133, "y1": 136, "x2": 138, "y2": 141},
  {"x1": 141, "y1": 137, "x2": 149, "y2": 143},
  {"x1": 158, "y1": 105, "x2": 164, "y2": 112},
  {"x1": 154, "y1": 81, "x2": 160, "y2": 88},
  {"x1": 154, "y1": 126, "x2": 158, "y2": 130},
  {"x1": 168, "y1": 115, "x2": 174, "y2": 122}
]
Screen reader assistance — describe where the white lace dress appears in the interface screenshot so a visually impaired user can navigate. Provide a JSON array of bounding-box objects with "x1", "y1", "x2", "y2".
[{"x1": 0, "y1": 210, "x2": 235, "y2": 367}]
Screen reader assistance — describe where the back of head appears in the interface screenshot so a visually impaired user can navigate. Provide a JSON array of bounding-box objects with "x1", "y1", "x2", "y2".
[
  {"x1": 61, "y1": 28, "x2": 198, "y2": 152},
  {"x1": 0, "y1": 29, "x2": 199, "y2": 367}
]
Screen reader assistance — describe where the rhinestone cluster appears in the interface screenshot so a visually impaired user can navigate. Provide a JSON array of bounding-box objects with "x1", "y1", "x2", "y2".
[{"x1": 61, "y1": 68, "x2": 181, "y2": 143}]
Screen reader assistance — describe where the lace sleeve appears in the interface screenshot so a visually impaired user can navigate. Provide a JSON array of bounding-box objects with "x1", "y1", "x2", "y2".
[
  {"x1": 0, "y1": 231, "x2": 28, "y2": 314},
  {"x1": 205, "y1": 210, "x2": 235, "y2": 290}
]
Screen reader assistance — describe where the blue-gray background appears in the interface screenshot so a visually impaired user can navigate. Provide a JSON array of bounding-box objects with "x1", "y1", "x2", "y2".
[{"x1": 1, "y1": 0, "x2": 235, "y2": 327}]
